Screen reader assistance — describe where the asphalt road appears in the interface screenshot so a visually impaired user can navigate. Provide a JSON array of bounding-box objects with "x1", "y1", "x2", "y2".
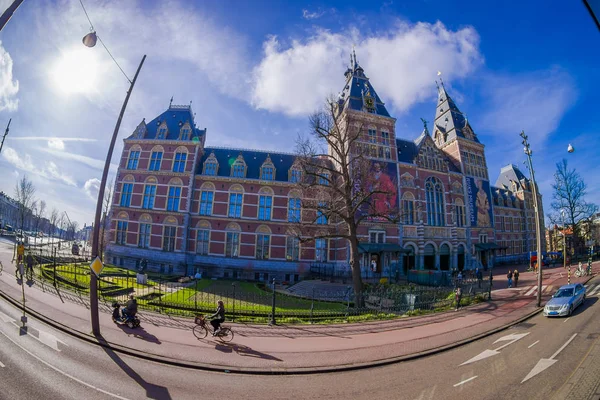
[{"x1": 0, "y1": 275, "x2": 599, "y2": 399}]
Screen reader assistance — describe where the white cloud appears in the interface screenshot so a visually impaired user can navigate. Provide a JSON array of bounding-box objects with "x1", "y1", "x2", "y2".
[
  {"x1": 10, "y1": 137, "x2": 97, "y2": 142},
  {"x1": 38, "y1": 147, "x2": 118, "y2": 170},
  {"x1": 0, "y1": 41, "x2": 19, "y2": 112},
  {"x1": 480, "y1": 67, "x2": 577, "y2": 146},
  {"x1": 84, "y1": 178, "x2": 100, "y2": 200},
  {"x1": 303, "y1": 9, "x2": 325, "y2": 20},
  {"x1": 251, "y1": 21, "x2": 483, "y2": 117},
  {"x1": 2, "y1": 146, "x2": 76, "y2": 187},
  {"x1": 47, "y1": 138, "x2": 65, "y2": 150}
]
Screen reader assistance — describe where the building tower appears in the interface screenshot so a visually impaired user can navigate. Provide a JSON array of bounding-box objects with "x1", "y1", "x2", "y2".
[{"x1": 432, "y1": 82, "x2": 498, "y2": 268}]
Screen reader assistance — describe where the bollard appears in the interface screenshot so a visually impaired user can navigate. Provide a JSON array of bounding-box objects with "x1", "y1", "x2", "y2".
[
  {"x1": 310, "y1": 287, "x2": 315, "y2": 324},
  {"x1": 568, "y1": 266, "x2": 571, "y2": 285}
]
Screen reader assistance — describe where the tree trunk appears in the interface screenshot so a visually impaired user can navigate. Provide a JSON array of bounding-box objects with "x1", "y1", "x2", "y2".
[{"x1": 348, "y1": 227, "x2": 364, "y2": 307}]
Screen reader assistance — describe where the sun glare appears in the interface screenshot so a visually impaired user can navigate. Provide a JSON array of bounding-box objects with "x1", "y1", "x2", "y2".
[{"x1": 51, "y1": 48, "x2": 98, "y2": 94}]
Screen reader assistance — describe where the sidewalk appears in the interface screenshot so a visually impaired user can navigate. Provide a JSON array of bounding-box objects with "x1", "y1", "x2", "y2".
[{"x1": 0, "y1": 257, "x2": 598, "y2": 374}]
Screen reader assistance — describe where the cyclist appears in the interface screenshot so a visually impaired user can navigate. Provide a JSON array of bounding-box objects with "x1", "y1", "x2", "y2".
[{"x1": 210, "y1": 300, "x2": 225, "y2": 336}]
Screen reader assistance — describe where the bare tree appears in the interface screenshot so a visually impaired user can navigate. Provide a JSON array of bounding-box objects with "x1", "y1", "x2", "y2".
[
  {"x1": 549, "y1": 159, "x2": 598, "y2": 255},
  {"x1": 14, "y1": 175, "x2": 36, "y2": 235},
  {"x1": 294, "y1": 99, "x2": 400, "y2": 296},
  {"x1": 49, "y1": 208, "x2": 59, "y2": 242},
  {"x1": 32, "y1": 199, "x2": 46, "y2": 244}
]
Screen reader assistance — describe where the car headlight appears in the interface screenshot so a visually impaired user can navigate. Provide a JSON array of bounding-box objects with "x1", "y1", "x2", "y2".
[{"x1": 560, "y1": 304, "x2": 569, "y2": 310}]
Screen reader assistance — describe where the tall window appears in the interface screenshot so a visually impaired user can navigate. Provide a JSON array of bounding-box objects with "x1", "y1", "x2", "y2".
[
  {"x1": 138, "y1": 223, "x2": 151, "y2": 248},
  {"x1": 425, "y1": 177, "x2": 445, "y2": 226},
  {"x1": 157, "y1": 127, "x2": 167, "y2": 139},
  {"x1": 455, "y1": 200, "x2": 466, "y2": 227},
  {"x1": 261, "y1": 166, "x2": 274, "y2": 180},
  {"x1": 172, "y1": 152, "x2": 187, "y2": 173},
  {"x1": 286, "y1": 237, "x2": 299, "y2": 261},
  {"x1": 290, "y1": 169, "x2": 301, "y2": 183},
  {"x1": 196, "y1": 229, "x2": 209, "y2": 255},
  {"x1": 369, "y1": 231, "x2": 385, "y2": 243},
  {"x1": 256, "y1": 234, "x2": 270, "y2": 259},
  {"x1": 225, "y1": 232, "x2": 239, "y2": 257},
  {"x1": 149, "y1": 151, "x2": 162, "y2": 171},
  {"x1": 126, "y1": 151, "x2": 140, "y2": 170},
  {"x1": 181, "y1": 128, "x2": 190, "y2": 140},
  {"x1": 167, "y1": 187, "x2": 181, "y2": 211},
  {"x1": 258, "y1": 195, "x2": 272, "y2": 221},
  {"x1": 316, "y1": 202, "x2": 328, "y2": 225},
  {"x1": 315, "y1": 238, "x2": 328, "y2": 262},
  {"x1": 232, "y1": 161, "x2": 246, "y2": 178},
  {"x1": 204, "y1": 162, "x2": 217, "y2": 176},
  {"x1": 142, "y1": 185, "x2": 156, "y2": 209},
  {"x1": 288, "y1": 198, "x2": 301, "y2": 222},
  {"x1": 228, "y1": 193, "x2": 243, "y2": 218},
  {"x1": 120, "y1": 183, "x2": 133, "y2": 207},
  {"x1": 368, "y1": 128, "x2": 377, "y2": 143},
  {"x1": 163, "y1": 226, "x2": 176, "y2": 251},
  {"x1": 116, "y1": 221, "x2": 128, "y2": 245},
  {"x1": 199, "y1": 191, "x2": 213, "y2": 216},
  {"x1": 402, "y1": 194, "x2": 415, "y2": 224}
]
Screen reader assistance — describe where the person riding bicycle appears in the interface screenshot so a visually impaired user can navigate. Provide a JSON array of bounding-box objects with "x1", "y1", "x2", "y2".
[
  {"x1": 122, "y1": 295, "x2": 138, "y2": 319},
  {"x1": 210, "y1": 300, "x2": 225, "y2": 336}
]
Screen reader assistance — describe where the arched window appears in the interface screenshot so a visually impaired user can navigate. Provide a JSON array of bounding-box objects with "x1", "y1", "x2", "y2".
[
  {"x1": 426, "y1": 177, "x2": 445, "y2": 226},
  {"x1": 260, "y1": 155, "x2": 275, "y2": 181},
  {"x1": 225, "y1": 222, "x2": 241, "y2": 258},
  {"x1": 289, "y1": 166, "x2": 302, "y2": 183},
  {"x1": 179, "y1": 123, "x2": 191, "y2": 140},
  {"x1": 172, "y1": 147, "x2": 188, "y2": 173},
  {"x1": 228, "y1": 184, "x2": 244, "y2": 218},
  {"x1": 157, "y1": 122, "x2": 168, "y2": 139},
  {"x1": 402, "y1": 192, "x2": 415, "y2": 224},
  {"x1": 126, "y1": 145, "x2": 141, "y2": 170},
  {"x1": 199, "y1": 182, "x2": 215, "y2": 216},
  {"x1": 202, "y1": 152, "x2": 219, "y2": 176},
  {"x1": 255, "y1": 225, "x2": 271, "y2": 260},
  {"x1": 115, "y1": 211, "x2": 129, "y2": 245},
  {"x1": 196, "y1": 220, "x2": 211, "y2": 255},
  {"x1": 258, "y1": 187, "x2": 273, "y2": 221}
]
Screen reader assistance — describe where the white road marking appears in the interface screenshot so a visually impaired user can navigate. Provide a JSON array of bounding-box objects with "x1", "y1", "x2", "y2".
[
  {"x1": 0, "y1": 360, "x2": 4, "y2": 368},
  {"x1": 522, "y1": 333, "x2": 578, "y2": 383},
  {"x1": 8, "y1": 321, "x2": 66, "y2": 352},
  {"x1": 461, "y1": 333, "x2": 530, "y2": 365},
  {"x1": 589, "y1": 285, "x2": 600, "y2": 296},
  {"x1": 528, "y1": 340, "x2": 540, "y2": 348},
  {"x1": 454, "y1": 376, "x2": 478, "y2": 387},
  {"x1": 525, "y1": 287, "x2": 537, "y2": 296},
  {"x1": 0, "y1": 329, "x2": 130, "y2": 399},
  {"x1": 564, "y1": 318, "x2": 570, "y2": 323},
  {"x1": 0, "y1": 311, "x2": 14, "y2": 323},
  {"x1": 551, "y1": 333, "x2": 577, "y2": 359}
]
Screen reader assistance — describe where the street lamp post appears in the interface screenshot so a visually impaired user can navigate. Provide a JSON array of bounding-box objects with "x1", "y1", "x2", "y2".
[
  {"x1": 88, "y1": 55, "x2": 146, "y2": 336},
  {"x1": 520, "y1": 131, "x2": 544, "y2": 308}
]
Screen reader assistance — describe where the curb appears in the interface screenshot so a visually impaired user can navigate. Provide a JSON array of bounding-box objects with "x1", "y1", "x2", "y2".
[{"x1": 0, "y1": 287, "x2": 546, "y2": 375}]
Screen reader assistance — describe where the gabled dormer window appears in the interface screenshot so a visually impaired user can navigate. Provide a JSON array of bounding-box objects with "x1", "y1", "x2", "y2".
[
  {"x1": 260, "y1": 156, "x2": 275, "y2": 181},
  {"x1": 135, "y1": 122, "x2": 146, "y2": 139},
  {"x1": 180, "y1": 123, "x2": 191, "y2": 140},
  {"x1": 231, "y1": 155, "x2": 246, "y2": 178},
  {"x1": 157, "y1": 122, "x2": 168, "y2": 139},
  {"x1": 318, "y1": 173, "x2": 329, "y2": 186},
  {"x1": 289, "y1": 168, "x2": 302, "y2": 183},
  {"x1": 202, "y1": 152, "x2": 219, "y2": 176}
]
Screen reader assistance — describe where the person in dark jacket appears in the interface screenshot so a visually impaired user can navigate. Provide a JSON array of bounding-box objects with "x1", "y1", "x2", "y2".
[
  {"x1": 507, "y1": 270, "x2": 513, "y2": 288},
  {"x1": 123, "y1": 295, "x2": 138, "y2": 318},
  {"x1": 476, "y1": 268, "x2": 483, "y2": 288},
  {"x1": 210, "y1": 300, "x2": 225, "y2": 335},
  {"x1": 513, "y1": 269, "x2": 520, "y2": 287}
]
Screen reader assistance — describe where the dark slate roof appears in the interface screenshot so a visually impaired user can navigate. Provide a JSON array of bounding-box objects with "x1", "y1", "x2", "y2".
[
  {"x1": 129, "y1": 104, "x2": 206, "y2": 141},
  {"x1": 396, "y1": 138, "x2": 418, "y2": 163},
  {"x1": 495, "y1": 164, "x2": 530, "y2": 191},
  {"x1": 433, "y1": 84, "x2": 480, "y2": 144},
  {"x1": 198, "y1": 147, "x2": 298, "y2": 182},
  {"x1": 337, "y1": 52, "x2": 391, "y2": 118},
  {"x1": 491, "y1": 186, "x2": 519, "y2": 208}
]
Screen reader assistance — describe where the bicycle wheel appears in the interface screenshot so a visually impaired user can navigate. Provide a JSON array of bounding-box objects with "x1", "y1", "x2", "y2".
[
  {"x1": 193, "y1": 324, "x2": 208, "y2": 339},
  {"x1": 218, "y1": 328, "x2": 234, "y2": 342}
]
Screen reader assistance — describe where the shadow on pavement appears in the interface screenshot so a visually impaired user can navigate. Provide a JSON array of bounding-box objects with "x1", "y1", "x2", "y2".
[
  {"x1": 571, "y1": 296, "x2": 598, "y2": 316},
  {"x1": 94, "y1": 334, "x2": 171, "y2": 400},
  {"x1": 214, "y1": 342, "x2": 282, "y2": 361},
  {"x1": 113, "y1": 323, "x2": 162, "y2": 345}
]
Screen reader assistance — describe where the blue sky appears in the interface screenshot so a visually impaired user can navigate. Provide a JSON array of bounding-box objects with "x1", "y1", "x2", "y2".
[{"x1": 0, "y1": 0, "x2": 598, "y2": 225}]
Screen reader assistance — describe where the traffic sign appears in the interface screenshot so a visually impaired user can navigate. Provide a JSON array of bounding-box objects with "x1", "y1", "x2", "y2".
[{"x1": 90, "y1": 257, "x2": 104, "y2": 277}]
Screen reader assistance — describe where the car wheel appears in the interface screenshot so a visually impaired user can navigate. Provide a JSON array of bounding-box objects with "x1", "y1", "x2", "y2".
[{"x1": 568, "y1": 305, "x2": 573, "y2": 316}]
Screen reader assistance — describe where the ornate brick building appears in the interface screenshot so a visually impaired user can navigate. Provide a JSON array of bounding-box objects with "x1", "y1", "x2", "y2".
[{"x1": 106, "y1": 54, "x2": 544, "y2": 280}]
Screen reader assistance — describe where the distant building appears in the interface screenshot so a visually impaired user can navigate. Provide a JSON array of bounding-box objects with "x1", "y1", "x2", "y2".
[
  {"x1": 0, "y1": 191, "x2": 18, "y2": 230},
  {"x1": 106, "y1": 53, "x2": 543, "y2": 280}
]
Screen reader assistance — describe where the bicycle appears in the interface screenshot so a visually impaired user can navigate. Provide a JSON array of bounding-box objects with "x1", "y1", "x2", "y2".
[
  {"x1": 574, "y1": 264, "x2": 586, "y2": 278},
  {"x1": 192, "y1": 315, "x2": 234, "y2": 342}
]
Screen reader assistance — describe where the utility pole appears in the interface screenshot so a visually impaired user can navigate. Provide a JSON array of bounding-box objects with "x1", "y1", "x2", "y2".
[
  {"x1": 520, "y1": 131, "x2": 544, "y2": 308},
  {"x1": 0, "y1": 119, "x2": 11, "y2": 154}
]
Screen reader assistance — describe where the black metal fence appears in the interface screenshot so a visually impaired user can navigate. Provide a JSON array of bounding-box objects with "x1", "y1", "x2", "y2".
[{"x1": 25, "y1": 261, "x2": 491, "y2": 324}]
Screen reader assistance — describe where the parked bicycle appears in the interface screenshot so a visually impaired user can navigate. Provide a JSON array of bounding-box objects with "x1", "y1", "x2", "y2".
[
  {"x1": 192, "y1": 315, "x2": 234, "y2": 342},
  {"x1": 574, "y1": 263, "x2": 587, "y2": 277}
]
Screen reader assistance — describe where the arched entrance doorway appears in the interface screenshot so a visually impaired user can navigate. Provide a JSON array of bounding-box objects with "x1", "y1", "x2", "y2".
[
  {"x1": 457, "y1": 244, "x2": 465, "y2": 271},
  {"x1": 403, "y1": 245, "x2": 415, "y2": 274},
  {"x1": 424, "y1": 244, "x2": 435, "y2": 270},
  {"x1": 439, "y1": 244, "x2": 450, "y2": 270}
]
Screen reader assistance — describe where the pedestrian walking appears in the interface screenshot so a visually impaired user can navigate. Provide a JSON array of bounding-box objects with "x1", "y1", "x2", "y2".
[
  {"x1": 476, "y1": 268, "x2": 483, "y2": 288},
  {"x1": 457, "y1": 271, "x2": 463, "y2": 285},
  {"x1": 513, "y1": 269, "x2": 519, "y2": 287},
  {"x1": 455, "y1": 286, "x2": 463, "y2": 311},
  {"x1": 507, "y1": 270, "x2": 513, "y2": 288}
]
